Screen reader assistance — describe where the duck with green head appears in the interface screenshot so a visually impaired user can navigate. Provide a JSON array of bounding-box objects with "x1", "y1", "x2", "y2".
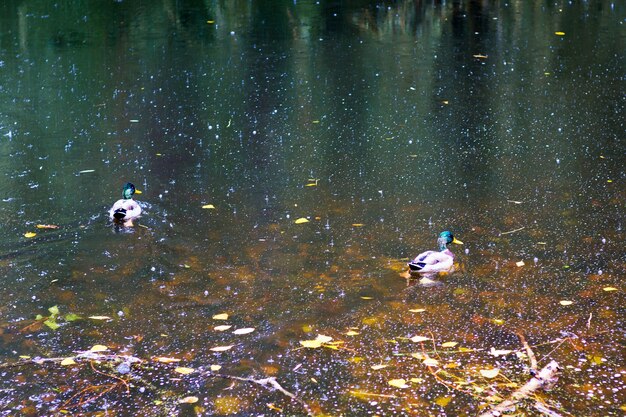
[
  {"x1": 408, "y1": 231, "x2": 463, "y2": 274},
  {"x1": 109, "y1": 182, "x2": 142, "y2": 227}
]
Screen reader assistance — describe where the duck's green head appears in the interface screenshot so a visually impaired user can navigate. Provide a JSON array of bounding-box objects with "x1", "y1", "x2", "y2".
[
  {"x1": 437, "y1": 231, "x2": 463, "y2": 250},
  {"x1": 122, "y1": 183, "x2": 136, "y2": 199}
]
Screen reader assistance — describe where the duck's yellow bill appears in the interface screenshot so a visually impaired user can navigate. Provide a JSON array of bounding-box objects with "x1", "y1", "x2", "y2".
[
  {"x1": 452, "y1": 238, "x2": 463, "y2": 245},
  {"x1": 135, "y1": 190, "x2": 142, "y2": 194}
]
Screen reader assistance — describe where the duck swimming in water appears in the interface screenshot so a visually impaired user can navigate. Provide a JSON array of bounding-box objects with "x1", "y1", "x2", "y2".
[
  {"x1": 408, "y1": 231, "x2": 463, "y2": 274},
  {"x1": 109, "y1": 182, "x2": 142, "y2": 227}
]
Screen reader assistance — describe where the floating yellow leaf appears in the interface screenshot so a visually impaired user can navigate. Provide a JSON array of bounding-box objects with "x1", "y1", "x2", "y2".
[
  {"x1": 88, "y1": 316, "x2": 112, "y2": 320},
  {"x1": 210, "y1": 364, "x2": 222, "y2": 371},
  {"x1": 473, "y1": 54, "x2": 488, "y2": 59},
  {"x1": 89, "y1": 345, "x2": 108, "y2": 352},
  {"x1": 155, "y1": 357, "x2": 181, "y2": 363},
  {"x1": 360, "y1": 296, "x2": 373, "y2": 300},
  {"x1": 300, "y1": 340, "x2": 323, "y2": 348},
  {"x1": 422, "y1": 358, "x2": 439, "y2": 367},
  {"x1": 345, "y1": 330, "x2": 359, "y2": 336},
  {"x1": 516, "y1": 260, "x2": 525, "y2": 267},
  {"x1": 411, "y1": 352, "x2": 425, "y2": 360},
  {"x1": 24, "y1": 232, "x2": 37, "y2": 238},
  {"x1": 179, "y1": 396, "x2": 198, "y2": 404},
  {"x1": 408, "y1": 308, "x2": 426, "y2": 313},
  {"x1": 316, "y1": 334, "x2": 333, "y2": 343},
  {"x1": 603, "y1": 287, "x2": 618, "y2": 292},
  {"x1": 232, "y1": 328, "x2": 255, "y2": 335},
  {"x1": 174, "y1": 367, "x2": 195, "y2": 375},
  {"x1": 489, "y1": 348, "x2": 513, "y2": 357},
  {"x1": 202, "y1": 204, "x2": 215, "y2": 209},
  {"x1": 361, "y1": 317, "x2": 378, "y2": 325},
  {"x1": 207, "y1": 20, "x2": 215, "y2": 24},
  {"x1": 480, "y1": 368, "x2": 500, "y2": 378},
  {"x1": 434, "y1": 396, "x2": 452, "y2": 407},
  {"x1": 352, "y1": 223, "x2": 365, "y2": 227},
  {"x1": 411, "y1": 335, "x2": 430, "y2": 343},
  {"x1": 388, "y1": 379, "x2": 409, "y2": 388},
  {"x1": 212, "y1": 313, "x2": 229, "y2": 320},
  {"x1": 492, "y1": 319, "x2": 505, "y2": 325},
  {"x1": 441, "y1": 342, "x2": 458, "y2": 348},
  {"x1": 60, "y1": 358, "x2": 76, "y2": 366},
  {"x1": 559, "y1": 300, "x2": 574, "y2": 306},
  {"x1": 36, "y1": 224, "x2": 59, "y2": 229},
  {"x1": 294, "y1": 218, "x2": 310, "y2": 224},
  {"x1": 555, "y1": 31, "x2": 565, "y2": 36},
  {"x1": 410, "y1": 377, "x2": 423, "y2": 383},
  {"x1": 371, "y1": 364, "x2": 388, "y2": 370},
  {"x1": 214, "y1": 325, "x2": 232, "y2": 331},
  {"x1": 210, "y1": 345, "x2": 234, "y2": 352}
]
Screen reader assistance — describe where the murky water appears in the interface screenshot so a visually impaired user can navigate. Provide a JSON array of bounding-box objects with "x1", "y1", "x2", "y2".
[{"x1": 0, "y1": 1, "x2": 624, "y2": 415}]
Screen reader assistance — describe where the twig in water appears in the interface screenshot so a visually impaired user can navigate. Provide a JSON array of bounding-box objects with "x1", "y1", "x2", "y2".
[
  {"x1": 478, "y1": 360, "x2": 560, "y2": 417},
  {"x1": 516, "y1": 332, "x2": 538, "y2": 372},
  {"x1": 500, "y1": 227, "x2": 526, "y2": 236}
]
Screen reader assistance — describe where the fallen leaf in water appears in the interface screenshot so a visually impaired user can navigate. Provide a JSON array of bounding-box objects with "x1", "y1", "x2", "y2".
[
  {"x1": 516, "y1": 260, "x2": 525, "y2": 267},
  {"x1": 294, "y1": 218, "x2": 309, "y2": 224},
  {"x1": 214, "y1": 325, "x2": 232, "y2": 331},
  {"x1": 210, "y1": 345, "x2": 234, "y2": 352},
  {"x1": 473, "y1": 54, "x2": 488, "y2": 59},
  {"x1": 371, "y1": 364, "x2": 388, "y2": 370},
  {"x1": 174, "y1": 367, "x2": 195, "y2": 375},
  {"x1": 232, "y1": 328, "x2": 255, "y2": 335},
  {"x1": 559, "y1": 300, "x2": 574, "y2": 306},
  {"x1": 300, "y1": 339, "x2": 323, "y2": 348},
  {"x1": 408, "y1": 308, "x2": 426, "y2": 313},
  {"x1": 48, "y1": 306, "x2": 60, "y2": 315},
  {"x1": 154, "y1": 357, "x2": 181, "y2": 363},
  {"x1": 60, "y1": 358, "x2": 76, "y2": 366},
  {"x1": 44, "y1": 318, "x2": 59, "y2": 330},
  {"x1": 480, "y1": 368, "x2": 500, "y2": 378},
  {"x1": 36, "y1": 224, "x2": 59, "y2": 229},
  {"x1": 212, "y1": 313, "x2": 229, "y2": 320},
  {"x1": 435, "y1": 396, "x2": 452, "y2": 407},
  {"x1": 388, "y1": 379, "x2": 409, "y2": 388},
  {"x1": 490, "y1": 348, "x2": 513, "y2": 357},
  {"x1": 202, "y1": 204, "x2": 215, "y2": 209},
  {"x1": 423, "y1": 358, "x2": 439, "y2": 367},
  {"x1": 411, "y1": 335, "x2": 430, "y2": 343},
  {"x1": 65, "y1": 313, "x2": 80, "y2": 321},
  {"x1": 316, "y1": 334, "x2": 333, "y2": 343},
  {"x1": 441, "y1": 342, "x2": 458, "y2": 348},
  {"x1": 179, "y1": 396, "x2": 198, "y2": 404},
  {"x1": 78, "y1": 169, "x2": 95, "y2": 174},
  {"x1": 603, "y1": 287, "x2": 618, "y2": 292},
  {"x1": 24, "y1": 232, "x2": 37, "y2": 238},
  {"x1": 88, "y1": 316, "x2": 112, "y2": 320},
  {"x1": 555, "y1": 31, "x2": 565, "y2": 36},
  {"x1": 360, "y1": 296, "x2": 373, "y2": 300},
  {"x1": 210, "y1": 364, "x2": 222, "y2": 371},
  {"x1": 352, "y1": 223, "x2": 365, "y2": 227},
  {"x1": 89, "y1": 345, "x2": 108, "y2": 352},
  {"x1": 345, "y1": 330, "x2": 359, "y2": 336}
]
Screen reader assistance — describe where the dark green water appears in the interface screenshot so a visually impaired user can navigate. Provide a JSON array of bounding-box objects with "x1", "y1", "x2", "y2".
[{"x1": 0, "y1": 1, "x2": 624, "y2": 415}]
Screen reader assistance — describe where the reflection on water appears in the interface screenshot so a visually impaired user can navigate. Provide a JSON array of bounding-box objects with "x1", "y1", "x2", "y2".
[{"x1": 0, "y1": 0, "x2": 624, "y2": 415}]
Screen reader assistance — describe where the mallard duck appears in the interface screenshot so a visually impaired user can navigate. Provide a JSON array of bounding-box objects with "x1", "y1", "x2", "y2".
[
  {"x1": 408, "y1": 231, "x2": 463, "y2": 274},
  {"x1": 109, "y1": 182, "x2": 142, "y2": 227}
]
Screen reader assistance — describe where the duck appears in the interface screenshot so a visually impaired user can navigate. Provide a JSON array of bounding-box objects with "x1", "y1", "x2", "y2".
[
  {"x1": 408, "y1": 231, "x2": 463, "y2": 274},
  {"x1": 109, "y1": 182, "x2": 142, "y2": 227}
]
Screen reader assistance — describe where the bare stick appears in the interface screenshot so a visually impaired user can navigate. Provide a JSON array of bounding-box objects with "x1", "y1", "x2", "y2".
[
  {"x1": 500, "y1": 227, "x2": 526, "y2": 236},
  {"x1": 478, "y1": 360, "x2": 560, "y2": 417},
  {"x1": 516, "y1": 332, "x2": 538, "y2": 372}
]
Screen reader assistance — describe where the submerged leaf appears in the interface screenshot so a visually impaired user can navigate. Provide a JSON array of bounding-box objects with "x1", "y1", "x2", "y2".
[
  {"x1": 480, "y1": 368, "x2": 500, "y2": 378},
  {"x1": 232, "y1": 328, "x2": 255, "y2": 335},
  {"x1": 411, "y1": 335, "x2": 430, "y2": 343},
  {"x1": 434, "y1": 396, "x2": 452, "y2": 407},
  {"x1": 441, "y1": 342, "x2": 458, "y2": 348},
  {"x1": 60, "y1": 358, "x2": 76, "y2": 366},
  {"x1": 300, "y1": 340, "x2": 323, "y2": 348},
  {"x1": 179, "y1": 396, "x2": 198, "y2": 404},
  {"x1": 371, "y1": 364, "x2": 388, "y2": 370},
  {"x1": 489, "y1": 348, "x2": 513, "y2": 357},
  {"x1": 48, "y1": 306, "x2": 60, "y2": 316},
  {"x1": 422, "y1": 358, "x2": 439, "y2": 367},
  {"x1": 88, "y1": 315, "x2": 112, "y2": 320},
  {"x1": 43, "y1": 319, "x2": 60, "y2": 330},
  {"x1": 89, "y1": 345, "x2": 108, "y2": 352},
  {"x1": 64, "y1": 313, "x2": 81, "y2": 322},
  {"x1": 388, "y1": 379, "x2": 409, "y2": 388},
  {"x1": 174, "y1": 367, "x2": 195, "y2": 375},
  {"x1": 210, "y1": 345, "x2": 234, "y2": 352}
]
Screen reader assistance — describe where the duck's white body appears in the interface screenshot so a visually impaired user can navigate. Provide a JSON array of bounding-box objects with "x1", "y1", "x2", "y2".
[
  {"x1": 408, "y1": 249, "x2": 455, "y2": 274},
  {"x1": 109, "y1": 198, "x2": 142, "y2": 222},
  {"x1": 408, "y1": 231, "x2": 462, "y2": 275}
]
